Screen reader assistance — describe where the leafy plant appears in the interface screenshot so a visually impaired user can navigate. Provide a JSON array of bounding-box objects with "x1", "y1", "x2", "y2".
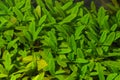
[{"x1": 0, "y1": 0, "x2": 120, "y2": 80}]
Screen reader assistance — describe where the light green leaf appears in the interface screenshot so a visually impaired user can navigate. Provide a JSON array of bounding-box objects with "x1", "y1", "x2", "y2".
[
  {"x1": 69, "y1": 35, "x2": 76, "y2": 52},
  {"x1": 75, "y1": 25, "x2": 85, "y2": 40},
  {"x1": 33, "y1": 26, "x2": 43, "y2": 41},
  {"x1": 99, "y1": 30, "x2": 108, "y2": 43},
  {"x1": 15, "y1": 0, "x2": 25, "y2": 9},
  {"x1": 38, "y1": 15, "x2": 47, "y2": 26},
  {"x1": 35, "y1": 5, "x2": 41, "y2": 17},
  {"x1": 29, "y1": 20, "x2": 35, "y2": 37},
  {"x1": 23, "y1": 30, "x2": 32, "y2": 41},
  {"x1": 2, "y1": 50, "x2": 13, "y2": 71},
  {"x1": 0, "y1": 1, "x2": 9, "y2": 12},
  {"x1": 22, "y1": 55, "x2": 33, "y2": 63},
  {"x1": 42, "y1": 7, "x2": 56, "y2": 23},
  {"x1": 48, "y1": 52, "x2": 55, "y2": 75},
  {"x1": 55, "y1": 69, "x2": 65, "y2": 75},
  {"x1": 0, "y1": 64, "x2": 6, "y2": 74},
  {"x1": 33, "y1": 72, "x2": 45, "y2": 80},
  {"x1": 96, "y1": 63, "x2": 105, "y2": 80},
  {"x1": 85, "y1": 31, "x2": 98, "y2": 42},
  {"x1": 75, "y1": 58, "x2": 88, "y2": 63},
  {"x1": 103, "y1": 32, "x2": 115, "y2": 45},
  {"x1": 0, "y1": 36, "x2": 6, "y2": 48},
  {"x1": 61, "y1": 1, "x2": 73, "y2": 10},
  {"x1": 97, "y1": 7, "x2": 106, "y2": 25},
  {"x1": 115, "y1": 31, "x2": 120, "y2": 40},
  {"x1": 96, "y1": 47, "x2": 103, "y2": 56},
  {"x1": 110, "y1": 24, "x2": 117, "y2": 31},
  {"x1": 0, "y1": 74, "x2": 8, "y2": 78},
  {"x1": 58, "y1": 42, "x2": 71, "y2": 54},
  {"x1": 106, "y1": 73, "x2": 118, "y2": 80},
  {"x1": 80, "y1": 14, "x2": 89, "y2": 24},
  {"x1": 59, "y1": 14, "x2": 76, "y2": 25},
  {"x1": 13, "y1": 7, "x2": 23, "y2": 21},
  {"x1": 7, "y1": 38, "x2": 19, "y2": 49},
  {"x1": 66, "y1": 72, "x2": 77, "y2": 80},
  {"x1": 76, "y1": 48, "x2": 84, "y2": 58},
  {"x1": 115, "y1": 74, "x2": 120, "y2": 80},
  {"x1": 10, "y1": 74, "x2": 21, "y2": 80}
]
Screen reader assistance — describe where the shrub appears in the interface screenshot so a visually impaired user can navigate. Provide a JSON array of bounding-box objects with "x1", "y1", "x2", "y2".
[{"x1": 0, "y1": 0, "x2": 120, "y2": 80}]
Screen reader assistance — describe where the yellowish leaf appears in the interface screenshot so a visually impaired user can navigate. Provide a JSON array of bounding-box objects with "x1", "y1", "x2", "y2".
[
  {"x1": 37, "y1": 59, "x2": 48, "y2": 71},
  {"x1": 22, "y1": 56, "x2": 33, "y2": 63},
  {"x1": 35, "y1": 5, "x2": 41, "y2": 17}
]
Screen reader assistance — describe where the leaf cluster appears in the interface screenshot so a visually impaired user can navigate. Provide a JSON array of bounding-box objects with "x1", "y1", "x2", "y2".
[{"x1": 0, "y1": 0, "x2": 120, "y2": 80}]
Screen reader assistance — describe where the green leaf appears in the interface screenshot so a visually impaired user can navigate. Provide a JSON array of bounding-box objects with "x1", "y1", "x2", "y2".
[
  {"x1": 69, "y1": 35, "x2": 76, "y2": 52},
  {"x1": 0, "y1": 74, "x2": 8, "y2": 78},
  {"x1": 96, "y1": 47, "x2": 103, "y2": 56},
  {"x1": 36, "y1": 0, "x2": 45, "y2": 8},
  {"x1": 0, "y1": 1, "x2": 9, "y2": 12},
  {"x1": 29, "y1": 20, "x2": 35, "y2": 37},
  {"x1": 85, "y1": 31, "x2": 98, "y2": 42},
  {"x1": 56, "y1": 55, "x2": 67, "y2": 67},
  {"x1": 74, "y1": 58, "x2": 88, "y2": 63},
  {"x1": 80, "y1": 14, "x2": 89, "y2": 24},
  {"x1": 58, "y1": 42, "x2": 71, "y2": 54},
  {"x1": 115, "y1": 74, "x2": 120, "y2": 80},
  {"x1": 13, "y1": 7, "x2": 23, "y2": 21},
  {"x1": 33, "y1": 26, "x2": 43, "y2": 41},
  {"x1": 15, "y1": 0, "x2": 25, "y2": 9},
  {"x1": 76, "y1": 48, "x2": 84, "y2": 58},
  {"x1": 96, "y1": 63, "x2": 105, "y2": 80},
  {"x1": 54, "y1": 1, "x2": 65, "y2": 18},
  {"x1": 10, "y1": 74, "x2": 21, "y2": 80},
  {"x1": 22, "y1": 55, "x2": 33, "y2": 63},
  {"x1": 107, "y1": 52, "x2": 120, "y2": 57},
  {"x1": 99, "y1": 30, "x2": 108, "y2": 43},
  {"x1": 48, "y1": 52, "x2": 55, "y2": 75},
  {"x1": 75, "y1": 25, "x2": 85, "y2": 40},
  {"x1": 2, "y1": 50, "x2": 13, "y2": 71},
  {"x1": 71, "y1": 2, "x2": 82, "y2": 15},
  {"x1": 102, "y1": 61, "x2": 120, "y2": 71},
  {"x1": 59, "y1": 14, "x2": 76, "y2": 24},
  {"x1": 0, "y1": 17, "x2": 7, "y2": 29},
  {"x1": 33, "y1": 72, "x2": 45, "y2": 80},
  {"x1": 55, "y1": 69, "x2": 66, "y2": 75},
  {"x1": 97, "y1": 7, "x2": 106, "y2": 26},
  {"x1": 91, "y1": 1, "x2": 97, "y2": 13},
  {"x1": 23, "y1": 30, "x2": 32, "y2": 41},
  {"x1": 44, "y1": 0, "x2": 54, "y2": 14},
  {"x1": 38, "y1": 15, "x2": 47, "y2": 26},
  {"x1": 48, "y1": 29, "x2": 57, "y2": 51},
  {"x1": 7, "y1": 38, "x2": 19, "y2": 49},
  {"x1": 104, "y1": 32, "x2": 115, "y2": 43},
  {"x1": 21, "y1": 0, "x2": 31, "y2": 11},
  {"x1": 42, "y1": 7, "x2": 56, "y2": 23},
  {"x1": 106, "y1": 73, "x2": 118, "y2": 80},
  {"x1": 61, "y1": 1, "x2": 73, "y2": 10},
  {"x1": 35, "y1": 5, "x2": 41, "y2": 17},
  {"x1": 55, "y1": 25, "x2": 68, "y2": 38},
  {"x1": 0, "y1": 64, "x2": 6, "y2": 74},
  {"x1": 81, "y1": 65, "x2": 88, "y2": 77},
  {"x1": 110, "y1": 24, "x2": 117, "y2": 31},
  {"x1": 65, "y1": 72, "x2": 77, "y2": 80},
  {"x1": 116, "y1": 10, "x2": 120, "y2": 24},
  {"x1": 103, "y1": 32, "x2": 115, "y2": 52},
  {"x1": 115, "y1": 31, "x2": 120, "y2": 40},
  {"x1": 0, "y1": 36, "x2": 6, "y2": 48}
]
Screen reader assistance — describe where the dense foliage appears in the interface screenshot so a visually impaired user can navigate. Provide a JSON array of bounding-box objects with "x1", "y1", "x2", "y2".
[{"x1": 0, "y1": 0, "x2": 120, "y2": 80}]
